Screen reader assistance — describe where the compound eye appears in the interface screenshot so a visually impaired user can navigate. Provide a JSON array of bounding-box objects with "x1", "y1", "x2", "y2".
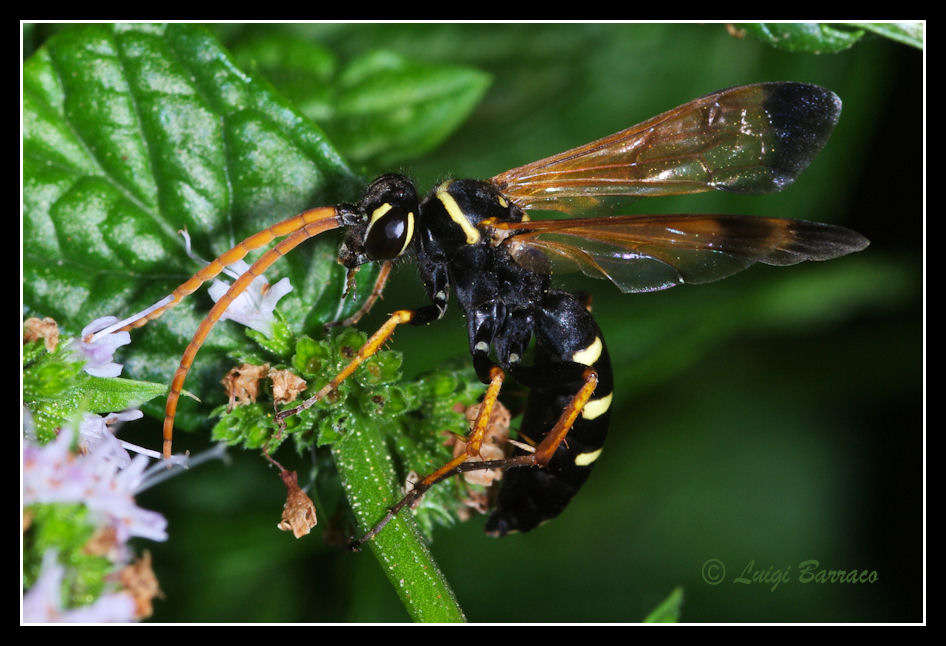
[{"x1": 363, "y1": 203, "x2": 414, "y2": 260}]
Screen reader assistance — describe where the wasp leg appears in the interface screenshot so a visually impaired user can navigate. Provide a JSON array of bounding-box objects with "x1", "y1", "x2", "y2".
[
  {"x1": 160, "y1": 214, "x2": 343, "y2": 459},
  {"x1": 349, "y1": 365, "x2": 507, "y2": 550},
  {"x1": 349, "y1": 365, "x2": 599, "y2": 549},
  {"x1": 422, "y1": 365, "x2": 506, "y2": 480},
  {"x1": 276, "y1": 303, "x2": 443, "y2": 423},
  {"x1": 325, "y1": 260, "x2": 393, "y2": 329},
  {"x1": 444, "y1": 362, "x2": 593, "y2": 468},
  {"x1": 513, "y1": 366, "x2": 598, "y2": 467}
]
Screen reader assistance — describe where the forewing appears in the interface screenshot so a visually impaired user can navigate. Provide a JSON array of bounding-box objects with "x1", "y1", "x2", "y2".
[
  {"x1": 496, "y1": 215, "x2": 869, "y2": 293},
  {"x1": 490, "y1": 83, "x2": 842, "y2": 214}
]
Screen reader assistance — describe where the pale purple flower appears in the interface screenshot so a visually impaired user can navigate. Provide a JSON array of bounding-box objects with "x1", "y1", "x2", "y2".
[
  {"x1": 57, "y1": 593, "x2": 138, "y2": 623},
  {"x1": 23, "y1": 405, "x2": 36, "y2": 441},
  {"x1": 23, "y1": 551, "x2": 137, "y2": 623},
  {"x1": 77, "y1": 409, "x2": 158, "y2": 469},
  {"x1": 22, "y1": 551, "x2": 65, "y2": 623},
  {"x1": 23, "y1": 427, "x2": 168, "y2": 543},
  {"x1": 207, "y1": 260, "x2": 293, "y2": 337},
  {"x1": 23, "y1": 425, "x2": 228, "y2": 622},
  {"x1": 75, "y1": 316, "x2": 131, "y2": 378}
]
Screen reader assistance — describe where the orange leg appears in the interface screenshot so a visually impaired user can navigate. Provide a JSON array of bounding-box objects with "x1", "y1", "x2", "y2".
[
  {"x1": 418, "y1": 366, "x2": 506, "y2": 484},
  {"x1": 349, "y1": 367, "x2": 599, "y2": 549},
  {"x1": 161, "y1": 211, "x2": 342, "y2": 459},
  {"x1": 275, "y1": 308, "x2": 418, "y2": 423}
]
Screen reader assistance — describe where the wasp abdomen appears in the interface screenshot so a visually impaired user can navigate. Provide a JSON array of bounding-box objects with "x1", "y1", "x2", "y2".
[{"x1": 485, "y1": 290, "x2": 614, "y2": 536}]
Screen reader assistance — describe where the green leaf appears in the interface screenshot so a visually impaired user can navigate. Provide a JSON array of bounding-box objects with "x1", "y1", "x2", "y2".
[
  {"x1": 230, "y1": 33, "x2": 339, "y2": 123},
  {"x1": 331, "y1": 50, "x2": 491, "y2": 168},
  {"x1": 76, "y1": 376, "x2": 168, "y2": 412},
  {"x1": 23, "y1": 332, "x2": 167, "y2": 442},
  {"x1": 735, "y1": 21, "x2": 924, "y2": 52},
  {"x1": 232, "y1": 36, "x2": 492, "y2": 169},
  {"x1": 847, "y1": 22, "x2": 925, "y2": 49},
  {"x1": 733, "y1": 23, "x2": 866, "y2": 53},
  {"x1": 26, "y1": 373, "x2": 167, "y2": 442},
  {"x1": 643, "y1": 587, "x2": 684, "y2": 623},
  {"x1": 23, "y1": 23, "x2": 371, "y2": 431}
]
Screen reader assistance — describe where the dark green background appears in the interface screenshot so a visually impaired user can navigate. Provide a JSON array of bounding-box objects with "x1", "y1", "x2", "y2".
[{"x1": 25, "y1": 23, "x2": 923, "y2": 623}]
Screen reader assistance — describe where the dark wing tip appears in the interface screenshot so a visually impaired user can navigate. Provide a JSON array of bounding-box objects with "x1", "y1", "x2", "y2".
[
  {"x1": 762, "y1": 83, "x2": 843, "y2": 190},
  {"x1": 771, "y1": 219, "x2": 869, "y2": 265}
]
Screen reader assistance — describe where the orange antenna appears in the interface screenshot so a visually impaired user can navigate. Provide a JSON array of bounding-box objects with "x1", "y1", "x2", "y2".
[
  {"x1": 86, "y1": 207, "x2": 343, "y2": 343},
  {"x1": 160, "y1": 208, "x2": 341, "y2": 459},
  {"x1": 90, "y1": 206, "x2": 343, "y2": 460}
]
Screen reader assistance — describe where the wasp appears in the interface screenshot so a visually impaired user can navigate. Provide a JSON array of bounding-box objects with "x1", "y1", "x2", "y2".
[{"x1": 88, "y1": 82, "x2": 868, "y2": 544}]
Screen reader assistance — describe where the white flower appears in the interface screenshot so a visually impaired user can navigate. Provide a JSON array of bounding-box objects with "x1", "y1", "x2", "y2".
[
  {"x1": 75, "y1": 316, "x2": 132, "y2": 378},
  {"x1": 178, "y1": 229, "x2": 293, "y2": 338},
  {"x1": 208, "y1": 260, "x2": 293, "y2": 338}
]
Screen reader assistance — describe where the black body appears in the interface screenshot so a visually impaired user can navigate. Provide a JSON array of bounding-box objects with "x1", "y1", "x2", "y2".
[
  {"x1": 340, "y1": 175, "x2": 615, "y2": 535},
  {"x1": 329, "y1": 83, "x2": 868, "y2": 537}
]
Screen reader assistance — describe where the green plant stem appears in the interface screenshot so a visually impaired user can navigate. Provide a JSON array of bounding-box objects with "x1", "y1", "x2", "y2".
[{"x1": 331, "y1": 415, "x2": 465, "y2": 623}]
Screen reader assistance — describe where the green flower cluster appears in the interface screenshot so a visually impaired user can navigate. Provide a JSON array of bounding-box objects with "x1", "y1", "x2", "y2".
[{"x1": 209, "y1": 318, "x2": 489, "y2": 538}]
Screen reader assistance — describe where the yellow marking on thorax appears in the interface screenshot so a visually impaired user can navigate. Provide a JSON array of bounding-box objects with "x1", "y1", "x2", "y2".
[
  {"x1": 581, "y1": 392, "x2": 612, "y2": 420},
  {"x1": 436, "y1": 182, "x2": 481, "y2": 244},
  {"x1": 571, "y1": 336, "x2": 603, "y2": 366}
]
